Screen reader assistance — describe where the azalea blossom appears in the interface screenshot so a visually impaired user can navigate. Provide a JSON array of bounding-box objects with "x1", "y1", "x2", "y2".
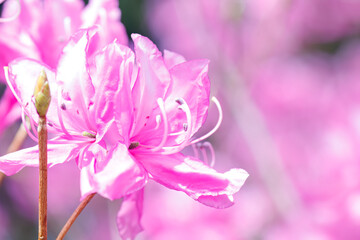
[
  {"x1": 0, "y1": 0, "x2": 128, "y2": 135},
  {"x1": 0, "y1": 28, "x2": 248, "y2": 239},
  {"x1": 0, "y1": 0, "x2": 128, "y2": 70}
]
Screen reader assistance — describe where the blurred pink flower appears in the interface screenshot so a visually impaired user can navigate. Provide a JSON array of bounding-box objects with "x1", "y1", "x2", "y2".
[
  {"x1": 0, "y1": 0, "x2": 128, "y2": 70},
  {"x1": 0, "y1": 28, "x2": 248, "y2": 239},
  {"x1": 141, "y1": 182, "x2": 272, "y2": 240},
  {"x1": 250, "y1": 46, "x2": 360, "y2": 238},
  {"x1": 0, "y1": 0, "x2": 128, "y2": 135}
]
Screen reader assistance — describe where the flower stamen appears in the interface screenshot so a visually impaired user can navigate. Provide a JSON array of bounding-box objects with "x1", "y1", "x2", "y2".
[
  {"x1": 151, "y1": 98, "x2": 169, "y2": 152},
  {"x1": 128, "y1": 142, "x2": 139, "y2": 150},
  {"x1": 21, "y1": 109, "x2": 38, "y2": 142},
  {"x1": 82, "y1": 131, "x2": 96, "y2": 138},
  {"x1": 190, "y1": 97, "x2": 223, "y2": 145},
  {"x1": 200, "y1": 142, "x2": 215, "y2": 167},
  {"x1": 155, "y1": 115, "x2": 161, "y2": 130},
  {"x1": 161, "y1": 98, "x2": 192, "y2": 154}
]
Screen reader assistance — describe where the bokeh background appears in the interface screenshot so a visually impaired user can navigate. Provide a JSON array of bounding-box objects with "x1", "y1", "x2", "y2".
[{"x1": 1, "y1": 0, "x2": 360, "y2": 239}]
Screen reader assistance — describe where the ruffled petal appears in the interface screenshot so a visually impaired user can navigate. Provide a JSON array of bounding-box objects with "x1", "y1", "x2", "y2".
[
  {"x1": 39, "y1": 0, "x2": 84, "y2": 67},
  {"x1": 0, "y1": 142, "x2": 84, "y2": 176},
  {"x1": 82, "y1": 0, "x2": 128, "y2": 49},
  {"x1": 56, "y1": 27, "x2": 97, "y2": 133},
  {"x1": 130, "y1": 34, "x2": 172, "y2": 138},
  {"x1": 116, "y1": 189, "x2": 144, "y2": 240},
  {"x1": 80, "y1": 143, "x2": 147, "y2": 200},
  {"x1": 136, "y1": 153, "x2": 249, "y2": 208},
  {"x1": 166, "y1": 59, "x2": 211, "y2": 136},
  {"x1": 136, "y1": 59, "x2": 211, "y2": 148},
  {"x1": 163, "y1": 50, "x2": 186, "y2": 69},
  {"x1": 88, "y1": 42, "x2": 134, "y2": 145}
]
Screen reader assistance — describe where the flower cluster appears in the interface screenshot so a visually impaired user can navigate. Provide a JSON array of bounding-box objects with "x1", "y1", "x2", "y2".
[{"x1": 0, "y1": 26, "x2": 248, "y2": 239}]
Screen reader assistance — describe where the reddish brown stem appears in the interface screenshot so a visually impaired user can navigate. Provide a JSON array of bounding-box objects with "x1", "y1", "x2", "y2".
[
  {"x1": 56, "y1": 193, "x2": 96, "y2": 240},
  {"x1": 38, "y1": 117, "x2": 48, "y2": 240},
  {"x1": 0, "y1": 173, "x2": 5, "y2": 187},
  {"x1": 0, "y1": 123, "x2": 28, "y2": 187}
]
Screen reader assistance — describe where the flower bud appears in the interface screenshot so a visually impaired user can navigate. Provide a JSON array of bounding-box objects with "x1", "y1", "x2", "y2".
[{"x1": 34, "y1": 69, "x2": 51, "y2": 117}]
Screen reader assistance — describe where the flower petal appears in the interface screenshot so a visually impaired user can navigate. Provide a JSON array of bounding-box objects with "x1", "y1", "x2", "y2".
[
  {"x1": 163, "y1": 50, "x2": 186, "y2": 69},
  {"x1": 136, "y1": 153, "x2": 249, "y2": 208},
  {"x1": 88, "y1": 42, "x2": 134, "y2": 145},
  {"x1": 80, "y1": 143, "x2": 147, "y2": 200},
  {"x1": 56, "y1": 27, "x2": 97, "y2": 133},
  {"x1": 130, "y1": 34, "x2": 172, "y2": 138},
  {"x1": 166, "y1": 59, "x2": 211, "y2": 136},
  {"x1": 0, "y1": 142, "x2": 84, "y2": 176},
  {"x1": 136, "y1": 59, "x2": 211, "y2": 148},
  {"x1": 82, "y1": 0, "x2": 128, "y2": 48},
  {"x1": 116, "y1": 189, "x2": 144, "y2": 240}
]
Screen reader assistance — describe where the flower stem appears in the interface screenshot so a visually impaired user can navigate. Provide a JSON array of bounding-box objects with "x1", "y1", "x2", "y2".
[
  {"x1": 38, "y1": 117, "x2": 48, "y2": 240},
  {"x1": 56, "y1": 193, "x2": 96, "y2": 240},
  {"x1": 0, "y1": 173, "x2": 4, "y2": 187},
  {"x1": 0, "y1": 123, "x2": 28, "y2": 187}
]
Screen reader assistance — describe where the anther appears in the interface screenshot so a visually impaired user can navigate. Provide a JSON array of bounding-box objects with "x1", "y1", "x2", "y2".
[
  {"x1": 175, "y1": 98, "x2": 185, "y2": 105},
  {"x1": 82, "y1": 131, "x2": 96, "y2": 138},
  {"x1": 128, "y1": 142, "x2": 140, "y2": 150}
]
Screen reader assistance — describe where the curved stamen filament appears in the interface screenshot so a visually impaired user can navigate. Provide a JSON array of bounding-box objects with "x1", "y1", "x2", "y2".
[
  {"x1": 21, "y1": 109, "x2": 38, "y2": 142},
  {"x1": 200, "y1": 142, "x2": 215, "y2": 167},
  {"x1": 162, "y1": 98, "x2": 192, "y2": 154},
  {"x1": 154, "y1": 115, "x2": 161, "y2": 130},
  {"x1": 0, "y1": 0, "x2": 20, "y2": 23},
  {"x1": 151, "y1": 98, "x2": 169, "y2": 152},
  {"x1": 192, "y1": 143, "x2": 199, "y2": 159},
  {"x1": 199, "y1": 144, "x2": 209, "y2": 166},
  {"x1": 29, "y1": 111, "x2": 38, "y2": 138},
  {"x1": 190, "y1": 96, "x2": 223, "y2": 145}
]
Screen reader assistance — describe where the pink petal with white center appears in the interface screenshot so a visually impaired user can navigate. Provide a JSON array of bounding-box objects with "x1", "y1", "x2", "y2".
[
  {"x1": 136, "y1": 153, "x2": 249, "y2": 208},
  {"x1": 130, "y1": 34, "x2": 172, "y2": 138},
  {"x1": 56, "y1": 28, "x2": 97, "y2": 133},
  {"x1": 81, "y1": 143, "x2": 147, "y2": 200},
  {"x1": 89, "y1": 42, "x2": 134, "y2": 145},
  {"x1": 117, "y1": 189, "x2": 144, "y2": 240},
  {"x1": 163, "y1": 50, "x2": 186, "y2": 69},
  {"x1": 0, "y1": 142, "x2": 85, "y2": 176}
]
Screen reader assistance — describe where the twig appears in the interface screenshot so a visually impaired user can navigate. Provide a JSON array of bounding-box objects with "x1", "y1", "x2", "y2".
[
  {"x1": 38, "y1": 116, "x2": 48, "y2": 240},
  {"x1": 0, "y1": 123, "x2": 28, "y2": 187},
  {"x1": 56, "y1": 193, "x2": 96, "y2": 240},
  {"x1": 34, "y1": 69, "x2": 51, "y2": 240}
]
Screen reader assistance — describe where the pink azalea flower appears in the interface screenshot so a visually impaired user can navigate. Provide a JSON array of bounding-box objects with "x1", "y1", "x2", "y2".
[
  {"x1": 0, "y1": 0, "x2": 128, "y2": 70},
  {"x1": 0, "y1": 28, "x2": 248, "y2": 239},
  {"x1": 0, "y1": 0, "x2": 128, "y2": 135}
]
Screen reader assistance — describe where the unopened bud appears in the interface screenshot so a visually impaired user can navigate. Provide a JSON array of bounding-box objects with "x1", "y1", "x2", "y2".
[{"x1": 34, "y1": 69, "x2": 51, "y2": 117}]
